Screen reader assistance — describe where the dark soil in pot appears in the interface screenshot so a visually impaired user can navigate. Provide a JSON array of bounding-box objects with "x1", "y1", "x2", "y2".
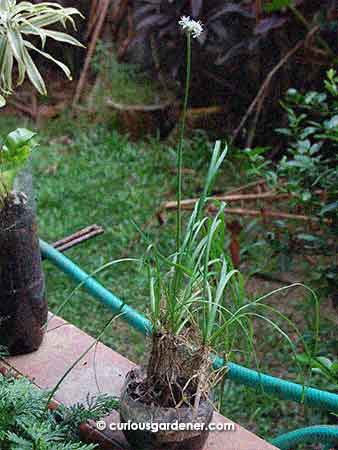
[
  {"x1": 0, "y1": 196, "x2": 48, "y2": 355},
  {"x1": 120, "y1": 367, "x2": 214, "y2": 450}
]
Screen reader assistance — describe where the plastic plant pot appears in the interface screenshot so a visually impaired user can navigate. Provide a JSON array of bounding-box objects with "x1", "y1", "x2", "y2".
[
  {"x1": 120, "y1": 367, "x2": 214, "y2": 450},
  {"x1": 0, "y1": 161, "x2": 47, "y2": 355}
]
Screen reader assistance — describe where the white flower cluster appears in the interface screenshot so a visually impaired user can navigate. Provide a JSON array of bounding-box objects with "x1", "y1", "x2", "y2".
[{"x1": 178, "y1": 16, "x2": 203, "y2": 38}]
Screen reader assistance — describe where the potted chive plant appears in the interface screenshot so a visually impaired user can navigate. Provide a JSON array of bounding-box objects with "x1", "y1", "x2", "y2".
[
  {"x1": 0, "y1": 0, "x2": 82, "y2": 355},
  {"x1": 120, "y1": 142, "x2": 229, "y2": 450},
  {"x1": 119, "y1": 17, "x2": 319, "y2": 450}
]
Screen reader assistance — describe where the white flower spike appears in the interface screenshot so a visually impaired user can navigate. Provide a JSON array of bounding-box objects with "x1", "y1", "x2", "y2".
[{"x1": 179, "y1": 16, "x2": 203, "y2": 39}]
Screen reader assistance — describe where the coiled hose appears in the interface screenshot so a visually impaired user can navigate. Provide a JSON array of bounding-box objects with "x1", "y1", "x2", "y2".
[
  {"x1": 214, "y1": 358, "x2": 338, "y2": 413},
  {"x1": 270, "y1": 425, "x2": 338, "y2": 449}
]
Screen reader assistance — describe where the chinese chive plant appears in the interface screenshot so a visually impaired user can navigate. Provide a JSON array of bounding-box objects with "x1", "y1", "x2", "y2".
[{"x1": 140, "y1": 16, "x2": 319, "y2": 411}]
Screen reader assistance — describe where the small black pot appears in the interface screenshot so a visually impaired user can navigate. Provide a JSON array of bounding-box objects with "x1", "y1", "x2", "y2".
[
  {"x1": 0, "y1": 199, "x2": 48, "y2": 355},
  {"x1": 120, "y1": 368, "x2": 214, "y2": 450}
]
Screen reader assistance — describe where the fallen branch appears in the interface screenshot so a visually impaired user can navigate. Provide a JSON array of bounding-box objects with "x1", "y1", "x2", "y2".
[
  {"x1": 73, "y1": 0, "x2": 110, "y2": 106},
  {"x1": 226, "y1": 179, "x2": 267, "y2": 195},
  {"x1": 208, "y1": 206, "x2": 331, "y2": 224},
  {"x1": 163, "y1": 191, "x2": 290, "y2": 210},
  {"x1": 8, "y1": 98, "x2": 67, "y2": 123},
  {"x1": 7, "y1": 98, "x2": 36, "y2": 118},
  {"x1": 232, "y1": 40, "x2": 304, "y2": 144},
  {"x1": 117, "y1": 6, "x2": 135, "y2": 61},
  {"x1": 112, "y1": 0, "x2": 129, "y2": 41},
  {"x1": 245, "y1": 81, "x2": 269, "y2": 148},
  {"x1": 85, "y1": 0, "x2": 100, "y2": 41},
  {"x1": 50, "y1": 225, "x2": 104, "y2": 253}
]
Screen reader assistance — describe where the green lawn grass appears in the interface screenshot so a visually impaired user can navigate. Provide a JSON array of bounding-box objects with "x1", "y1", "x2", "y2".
[{"x1": 0, "y1": 113, "x2": 333, "y2": 446}]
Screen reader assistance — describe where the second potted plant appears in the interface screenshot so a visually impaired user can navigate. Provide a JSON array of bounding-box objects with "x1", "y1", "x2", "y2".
[
  {"x1": 0, "y1": 129, "x2": 48, "y2": 355},
  {"x1": 0, "y1": 0, "x2": 82, "y2": 355}
]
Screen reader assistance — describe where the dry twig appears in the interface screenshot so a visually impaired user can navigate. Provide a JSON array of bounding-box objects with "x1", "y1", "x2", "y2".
[
  {"x1": 163, "y1": 191, "x2": 290, "y2": 211},
  {"x1": 85, "y1": 0, "x2": 100, "y2": 41},
  {"x1": 232, "y1": 40, "x2": 304, "y2": 144},
  {"x1": 208, "y1": 206, "x2": 331, "y2": 224},
  {"x1": 226, "y1": 179, "x2": 267, "y2": 195},
  {"x1": 117, "y1": 6, "x2": 135, "y2": 61},
  {"x1": 112, "y1": 0, "x2": 129, "y2": 41},
  {"x1": 73, "y1": 0, "x2": 110, "y2": 106}
]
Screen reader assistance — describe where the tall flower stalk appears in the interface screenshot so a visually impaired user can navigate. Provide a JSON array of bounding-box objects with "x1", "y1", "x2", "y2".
[
  {"x1": 175, "y1": 32, "x2": 191, "y2": 258},
  {"x1": 176, "y1": 17, "x2": 203, "y2": 254},
  {"x1": 173, "y1": 16, "x2": 203, "y2": 297}
]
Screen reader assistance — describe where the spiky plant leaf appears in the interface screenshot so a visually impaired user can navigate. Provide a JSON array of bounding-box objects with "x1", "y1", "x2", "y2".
[{"x1": 0, "y1": 0, "x2": 84, "y2": 104}]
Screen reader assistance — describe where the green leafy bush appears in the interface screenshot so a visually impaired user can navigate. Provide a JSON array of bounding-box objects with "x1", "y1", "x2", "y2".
[
  {"x1": 265, "y1": 69, "x2": 338, "y2": 288},
  {"x1": 273, "y1": 69, "x2": 338, "y2": 214}
]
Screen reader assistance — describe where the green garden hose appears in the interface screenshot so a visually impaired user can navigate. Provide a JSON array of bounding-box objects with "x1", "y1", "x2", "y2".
[
  {"x1": 324, "y1": 444, "x2": 336, "y2": 450},
  {"x1": 270, "y1": 425, "x2": 338, "y2": 449},
  {"x1": 40, "y1": 239, "x2": 338, "y2": 417},
  {"x1": 215, "y1": 358, "x2": 338, "y2": 414},
  {"x1": 40, "y1": 239, "x2": 151, "y2": 336}
]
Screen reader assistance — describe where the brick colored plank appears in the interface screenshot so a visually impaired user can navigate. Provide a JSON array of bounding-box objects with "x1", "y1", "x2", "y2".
[{"x1": 5, "y1": 315, "x2": 134, "y2": 405}]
